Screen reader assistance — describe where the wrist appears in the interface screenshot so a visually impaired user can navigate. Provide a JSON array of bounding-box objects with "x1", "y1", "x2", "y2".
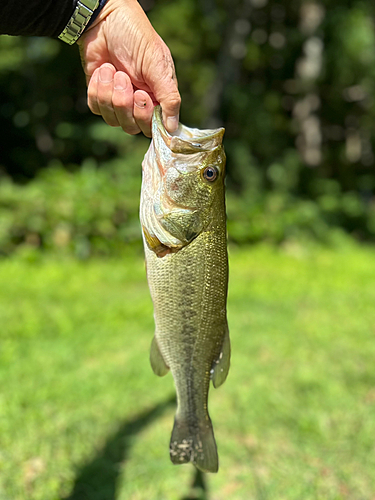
[
  {"x1": 58, "y1": 0, "x2": 98, "y2": 45},
  {"x1": 85, "y1": 0, "x2": 110, "y2": 30},
  {"x1": 59, "y1": 0, "x2": 110, "y2": 45},
  {"x1": 83, "y1": 0, "x2": 130, "y2": 32}
]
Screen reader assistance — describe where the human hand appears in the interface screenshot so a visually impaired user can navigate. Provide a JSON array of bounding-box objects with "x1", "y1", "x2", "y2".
[{"x1": 78, "y1": 0, "x2": 181, "y2": 137}]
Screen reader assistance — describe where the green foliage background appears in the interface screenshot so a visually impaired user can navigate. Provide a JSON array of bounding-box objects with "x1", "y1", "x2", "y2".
[{"x1": 1, "y1": 0, "x2": 375, "y2": 254}]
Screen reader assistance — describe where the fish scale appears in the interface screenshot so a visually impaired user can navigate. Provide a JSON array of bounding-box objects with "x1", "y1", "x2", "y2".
[{"x1": 140, "y1": 106, "x2": 230, "y2": 473}]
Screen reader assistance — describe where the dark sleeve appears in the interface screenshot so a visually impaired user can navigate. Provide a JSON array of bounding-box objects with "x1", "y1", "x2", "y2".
[{"x1": 0, "y1": 1, "x2": 77, "y2": 38}]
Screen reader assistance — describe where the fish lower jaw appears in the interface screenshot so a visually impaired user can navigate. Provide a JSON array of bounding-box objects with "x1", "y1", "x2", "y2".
[{"x1": 142, "y1": 226, "x2": 183, "y2": 257}]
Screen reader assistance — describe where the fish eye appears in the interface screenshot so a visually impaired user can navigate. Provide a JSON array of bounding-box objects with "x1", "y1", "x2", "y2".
[{"x1": 203, "y1": 166, "x2": 218, "y2": 182}]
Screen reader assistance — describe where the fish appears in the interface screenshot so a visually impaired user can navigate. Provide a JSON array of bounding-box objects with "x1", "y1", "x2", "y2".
[{"x1": 140, "y1": 105, "x2": 230, "y2": 473}]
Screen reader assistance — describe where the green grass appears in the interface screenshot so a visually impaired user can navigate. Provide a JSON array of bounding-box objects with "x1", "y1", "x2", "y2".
[{"x1": 1, "y1": 243, "x2": 375, "y2": 499}]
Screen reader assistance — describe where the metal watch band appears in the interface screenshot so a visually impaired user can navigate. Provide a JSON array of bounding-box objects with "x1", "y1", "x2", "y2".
[{"x1": 58, "y1": 0, "x2": 100, "y2": 45}]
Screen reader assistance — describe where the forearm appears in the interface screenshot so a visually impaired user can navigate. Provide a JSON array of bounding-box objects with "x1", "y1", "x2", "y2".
[{"x1": 0, "y1": 0, "x2": 77, "y2": 37}]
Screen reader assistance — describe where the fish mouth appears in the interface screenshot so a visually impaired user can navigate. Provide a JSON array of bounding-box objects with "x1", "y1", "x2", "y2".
[{"x1": 153, "y1": 105, "x2": 225, "y2": 155}]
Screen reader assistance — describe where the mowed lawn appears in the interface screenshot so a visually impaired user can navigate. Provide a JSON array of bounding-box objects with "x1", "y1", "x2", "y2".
[{"x1": 1, "y1": 243, "x2": 375, "y2": 500}]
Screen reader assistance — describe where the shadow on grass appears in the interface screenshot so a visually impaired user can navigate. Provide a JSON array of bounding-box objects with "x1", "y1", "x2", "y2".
[
  {"x1": 63, "y1": 395, "x2": 175, "y2": 500},
  {"x1": 181, "y1": 469, "x2": 209, "y2": 500}
]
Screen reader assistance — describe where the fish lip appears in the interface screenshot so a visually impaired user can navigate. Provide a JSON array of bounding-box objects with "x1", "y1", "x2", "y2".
[
  {"x1": 153, "y1": 105, "x2": 225, "y2": 153},
  {"x1": 153, "y1": 105, "x2": 172, "y2": 149}
]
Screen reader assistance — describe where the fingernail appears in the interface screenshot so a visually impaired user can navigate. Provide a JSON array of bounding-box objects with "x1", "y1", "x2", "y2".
[
  {"x1": 166, "y1": 115, "x2": 179, "y2": 133},
  {"x1": 114, "y1": 76, "x2": 127, "y2": 92},
  {"x1": 135, "y1": 98, "x2": 147, "y2": 109},
  {"x1": 99, "y1": 66, "x2": 113, "y2": 83}
]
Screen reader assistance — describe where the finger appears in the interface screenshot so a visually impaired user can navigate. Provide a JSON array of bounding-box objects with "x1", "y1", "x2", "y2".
[
  {"x1": 146, "y1": 38, "x2": 181, "y2": 133},
  {"x1": 112, "y1": 72, "x2": 141, "y2": 135},
  {"x1": 133, "y1": 90, "x2": 154, "y2": 137},
  {"x1": 97, "y1": 63, "x2": 120, "y2": 127},
  {"x1": 87, "y1": 68, "x2": 101, "y2": 115},
  {"x1": 160, "y1": 89, "x2": 181, "y2": 134}
]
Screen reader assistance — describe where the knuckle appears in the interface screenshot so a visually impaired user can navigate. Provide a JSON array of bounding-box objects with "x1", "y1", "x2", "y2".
[
  {"x1": 112, "y1": 94, "x2": 129, "y2": 109},
  {"x1": 167, "y1": 95, "x2": 181, "y2": 108}
]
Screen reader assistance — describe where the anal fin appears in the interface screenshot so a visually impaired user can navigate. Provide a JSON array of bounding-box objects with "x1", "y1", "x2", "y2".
[
  {"x1": 150, "y1": 336, "x2": 169, "y2": 376},
  {"x1": 212, "y1": 326, "x2": 230, "y2": 388}
]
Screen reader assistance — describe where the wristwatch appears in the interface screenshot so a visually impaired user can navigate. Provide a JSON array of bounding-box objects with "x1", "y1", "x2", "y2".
[{"x1": 58, "y1": 0, "x2": 100, "y2": 45}]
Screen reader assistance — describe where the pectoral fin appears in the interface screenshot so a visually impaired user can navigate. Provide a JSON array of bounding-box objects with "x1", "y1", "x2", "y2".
[
  {"x1": 150, "y1": 336, "x2": 169, "y2": 376},
  {"x1": 160, "y1": 209, "x2": 203, "y2": 244},
  {"x1": 212, "y1": 327, "x2": 230, "y2": 388}
]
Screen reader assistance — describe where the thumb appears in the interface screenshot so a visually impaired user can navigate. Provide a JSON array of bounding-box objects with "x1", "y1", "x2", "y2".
[
  {"x1": 159, "y1": 88, "x2": 181, "y2": 134},
  {"x1": 152, "y1": 78, "x2": 181, "y2": 133},
  {"x1": 145, "y1": 41, "x2": 181, "y2": 133}
]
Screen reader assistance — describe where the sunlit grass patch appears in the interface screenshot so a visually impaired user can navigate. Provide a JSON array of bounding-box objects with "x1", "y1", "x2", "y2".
[{"x1": 1, "y1": 243, "x2": 375, "y2": 499}]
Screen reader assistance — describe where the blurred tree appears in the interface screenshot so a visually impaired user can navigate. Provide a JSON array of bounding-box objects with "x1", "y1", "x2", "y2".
[{"x1": 0, "y1": 37, "x2": 117, "y2": 181}]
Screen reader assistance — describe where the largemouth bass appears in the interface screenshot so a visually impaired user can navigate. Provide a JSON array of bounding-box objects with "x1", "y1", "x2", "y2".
[{"x1": 140, "y1": 106, "x2": 230, "y2": 473}]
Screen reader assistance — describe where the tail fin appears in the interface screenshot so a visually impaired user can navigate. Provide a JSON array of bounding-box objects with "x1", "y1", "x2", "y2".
[{"x1": 169, "y1": 416, "x2": 218, "y2": 473}]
